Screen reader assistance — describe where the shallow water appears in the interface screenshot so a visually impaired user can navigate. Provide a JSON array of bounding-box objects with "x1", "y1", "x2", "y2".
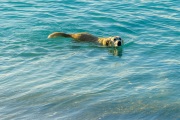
[{"x1": 0, "y1": 0, "x2": 180, "y2": 120}]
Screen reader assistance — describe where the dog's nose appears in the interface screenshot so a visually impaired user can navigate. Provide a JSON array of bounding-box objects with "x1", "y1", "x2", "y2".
[{"x1": 117, "y1": 41, "x2": 121, "y2": 46}]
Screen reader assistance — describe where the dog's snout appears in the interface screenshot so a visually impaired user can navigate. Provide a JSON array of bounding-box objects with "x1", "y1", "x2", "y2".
[{"x1": 117, "y1": 41, "x2": 121, "y2": 46}]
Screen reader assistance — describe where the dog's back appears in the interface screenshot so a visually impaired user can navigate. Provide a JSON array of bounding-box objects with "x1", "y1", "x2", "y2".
[
  {"x1": 48, "y1": 32, "x2": 98, "y2": 42},
  {"x1": 70, "y1": 32, "x2": 98, "y2": 41}
]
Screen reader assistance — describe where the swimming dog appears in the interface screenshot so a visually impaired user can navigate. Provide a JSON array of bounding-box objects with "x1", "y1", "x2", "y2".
[{"x1": 48, "y1": 32, "x2": 123, "y2": 47}]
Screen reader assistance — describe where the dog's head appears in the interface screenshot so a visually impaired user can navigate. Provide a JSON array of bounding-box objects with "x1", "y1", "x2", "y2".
[{"x1": 106, "y1": 36, "x2": 123, "y2": 47}]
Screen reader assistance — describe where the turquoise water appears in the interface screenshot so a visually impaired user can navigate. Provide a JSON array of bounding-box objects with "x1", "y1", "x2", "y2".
[{"x1": 0, "y1": 0, "x2": 180, "y2": 120}]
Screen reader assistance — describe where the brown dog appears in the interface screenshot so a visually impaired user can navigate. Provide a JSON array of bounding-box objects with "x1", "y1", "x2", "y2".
[{"x1": 48, "y1": 32, "x2": 123, "y2": 47}]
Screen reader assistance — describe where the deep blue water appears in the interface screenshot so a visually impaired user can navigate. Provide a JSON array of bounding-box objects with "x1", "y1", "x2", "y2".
[{"x1": 0, "y1": 0, "x2": 180, "y2": 120}]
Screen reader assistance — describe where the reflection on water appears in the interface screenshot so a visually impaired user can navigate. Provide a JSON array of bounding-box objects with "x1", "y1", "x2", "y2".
[
  {"x1": 69, "y1": 41, "x2": 123, "y2": 57},
  {"x1": 109, "y1": 47, "x2": 123, "y2": 57}
]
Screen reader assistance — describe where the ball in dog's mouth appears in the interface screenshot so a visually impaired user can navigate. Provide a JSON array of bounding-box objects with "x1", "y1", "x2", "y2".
[
  {"x1": 117, "y1": 41, "x2": 121, "y2": 46},
  {"x1": 115, "y1": 40, "x2": 123, "y2": 47}
]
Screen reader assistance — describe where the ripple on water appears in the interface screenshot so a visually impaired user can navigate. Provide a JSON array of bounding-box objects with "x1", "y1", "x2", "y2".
[{"x1": 0, "y1": 0, "x2": 180, "y2": 120}]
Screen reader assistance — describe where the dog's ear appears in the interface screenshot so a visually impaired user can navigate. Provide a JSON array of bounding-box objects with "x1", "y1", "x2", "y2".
[{"x1": 106, "y1": 40, "x2": 110, "y2": 46}]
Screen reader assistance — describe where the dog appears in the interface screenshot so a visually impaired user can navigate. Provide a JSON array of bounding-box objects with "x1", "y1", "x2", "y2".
[{"x1": 48, "y1": 32, "x2": 123, "y2": 47}]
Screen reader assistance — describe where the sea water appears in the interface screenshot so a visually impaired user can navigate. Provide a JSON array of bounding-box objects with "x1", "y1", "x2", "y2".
[{"x1": 0, "y1": 0, "x2": 180, "y2": 120}]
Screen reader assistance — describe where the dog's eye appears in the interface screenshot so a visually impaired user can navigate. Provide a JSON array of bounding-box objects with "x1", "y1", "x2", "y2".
[
  {"x1": 114, "y1": 38, "x2": 117, "y2": 41},
  {"x1": 117, "y1": 37, "x2": 121, "y2": 40}
]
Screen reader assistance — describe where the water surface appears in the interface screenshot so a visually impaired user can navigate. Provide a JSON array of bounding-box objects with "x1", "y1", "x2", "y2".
[{"x1": 0, "y1": 0, "x2": 180, "y2": 120}]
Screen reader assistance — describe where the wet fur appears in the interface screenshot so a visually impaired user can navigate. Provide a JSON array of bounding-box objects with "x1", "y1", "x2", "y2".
[{"x1": 48, "y1": 32, "x2": 122, "y2": 47}]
